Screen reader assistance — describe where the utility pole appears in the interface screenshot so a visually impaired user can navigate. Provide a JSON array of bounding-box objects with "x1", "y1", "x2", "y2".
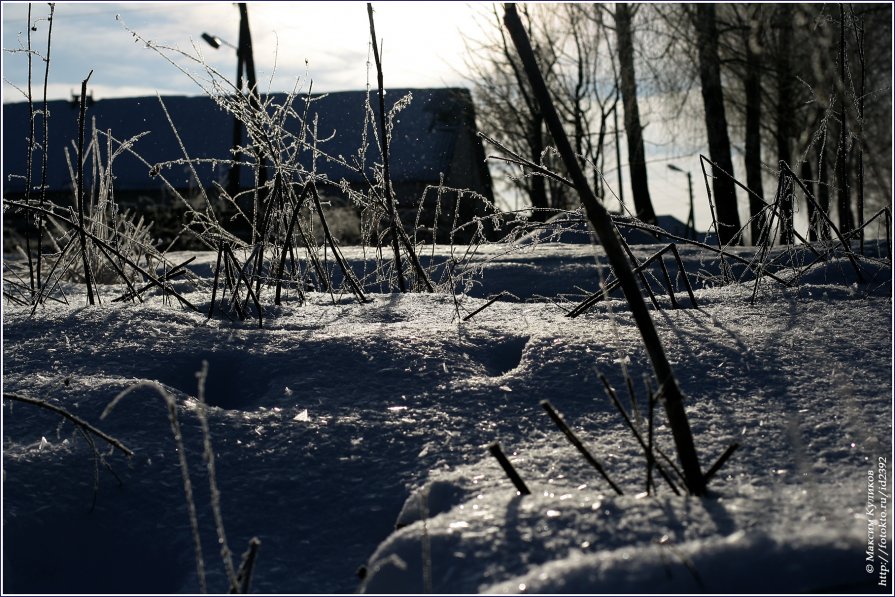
[
  {"x1": 204, "y1": 4, "x2": 260, "y2": 200},
  {"x1": 231, "y1": 3, "x2": 261, "y2": 199},
  {"x1": 614, "y1": 108, "x2": 624, "y2": 214},
  {"x1": 668, "y1": 164, "x2": 695, "y2": 239}
]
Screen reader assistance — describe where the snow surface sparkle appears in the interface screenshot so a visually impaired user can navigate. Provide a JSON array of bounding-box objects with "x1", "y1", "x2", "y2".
[{"x1": 2, "y1": 242, "x2": 892, "y2": 593}]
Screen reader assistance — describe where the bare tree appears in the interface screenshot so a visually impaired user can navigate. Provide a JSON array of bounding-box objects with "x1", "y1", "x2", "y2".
[
  {"x1": 694, "y1": 4, "x2": 742, "y2": 245},
  {"x1": 553, "y1": 4, "x2": 624, "y2": 207},
  {"x1": 726, "y1": 4, "x2": 890, "y2": 243},
  {"x1": 474, "y1": 2, "x2": 890, "y2": 240},
  {"x1": 740, "y1": 5, "x2": 766, "y2": 244},
  {"x1": 774, "y1": 4, "x2": 795, "y2": 244},
  {"x1": 836, "y1": 4, "x2": 854, "y2": 235},
  {"x1": 465, "y1": 5, "x2": 559, "y2": 221},
  {"x1": 465, "y1": 4, "x2": 623, "y2": 221},
  {"x1": 614, "y1": 3, "x2": 657, "y2": 224}
]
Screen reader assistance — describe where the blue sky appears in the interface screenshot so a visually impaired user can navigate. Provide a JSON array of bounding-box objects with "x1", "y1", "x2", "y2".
[{"x1": 2, "y1": 2, "x2": 479, "y2": 102}]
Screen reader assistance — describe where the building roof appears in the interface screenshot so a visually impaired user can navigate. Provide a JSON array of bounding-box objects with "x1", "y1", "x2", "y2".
[{"x1": 2, "y1": 87, "x2": 482, "y2": 197}]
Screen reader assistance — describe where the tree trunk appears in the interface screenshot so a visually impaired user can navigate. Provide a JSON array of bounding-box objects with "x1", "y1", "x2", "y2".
[
  {"x1": 853, "y1": 12, "x2": 866, "y2": 253},
  {"x1": 775, "y1": 4, "x2": 794, "y2": 245},
  {"x1": 695, "y1": 4, "x2": 741, "y2": 245},
  {"x1": 744, "y1": 11, "x2": 765, "y2": 245},
  {"x1": 817, "y1": 138, "x2": 832, "y2": 241},
  {"x1": 802, "y1": 160, "x2": 818, "y2": 242},
  {"x1": 836, "y1": 4, "x2": 854, "y2": 234},
  {"x1": 615, "y1": 3, "x2": 657, "y2": 224},
  {"x1": 529, "y1": 113, "x2": 550, "y2": 222}
]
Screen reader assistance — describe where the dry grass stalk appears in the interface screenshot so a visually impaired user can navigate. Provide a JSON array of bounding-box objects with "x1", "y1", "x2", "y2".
[
  {"x1": 488, "y1": 441, "x2": 530, "y2": 495},
  {"x1": 8, "y1": 198, "x2": 199, "y2": 312},
  {"x1": 367, "y1": 2, "x2": 405, "y2": 292},
  {"x1": 541, "y1": 400, "x2": 624, "y2": 496},
  {"x1": 568, "y1": 243, "x2": 698, "y2": 317},
  {"x1": 504, "y1": 3, "x2": 706, "y2": 494},
  {"x1": 232, "y1": 537, "x2": 261, "y2": 594},
  {"x1": 4, "y1": 392, "x2": 133, "y2": 457},
  {"x1": 75, "y1": 71, "x2": 97, "y2": 305},
  {"x1": 461, "y1": 291, "x2": 519, "y2": 321},
  {"x1": 704, "y1": 443, "x2": 740, "y2": 484},
  {"x1": 195, "y1": 361, "x2": 237, "y2": 588},
  {"x1": 596, "y1": 377, "x2": 681, "y2": 496},
  {"x1": 101, "y1": 381, "x2": 208, "y2": 593}
]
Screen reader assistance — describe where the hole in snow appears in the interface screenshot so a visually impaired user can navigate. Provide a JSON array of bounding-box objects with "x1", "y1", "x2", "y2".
[
  {"x1": 156, "y1": 351, "x2": 263, "y2": 410},
  {"x1": 461, "y1": 335, "x2": 529, "y2": 377}
]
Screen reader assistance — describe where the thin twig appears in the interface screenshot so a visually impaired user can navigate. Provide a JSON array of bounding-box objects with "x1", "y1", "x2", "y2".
[
  {"x1": 274, "y1": 182, "x2": 311, "y2": 305},
  {"x1": 779, "y1": 161, "x2": 864, "y2": 283},
  {"x1": 367, "y1": 2, "x2": 406, "y2": 293},
  {"x1": 669, "y1": 244, "x2": 698, "y2": 307},
  {"x1": 76, "y1": 71, "x2": 96, "y2": 305},
  {"x1": 29, "y1": 233, "x2": 77, "y2": 316},
  {"x1": 647, "y1": 384, "x2": 656, "y2": 495},
  {"x1": 6, "y1": 199, "x2": 199, "y2": 312},
  {"x1": 112, "y1": 256, "x2": 194, "y2": 303},
  {"x1": 541, "y1": 400, "x2": 624, "y2": 495},
  {"x1": 488, "y1": 441, "x2": 530, "y2": 495},
  {"x1": 231, "y1": 537, "x2": 261, "y2": 594},
  {"x1": 308, "y1": 182, "x2": 367, "y2": 302},
  {"x1": 95, "y1": 242, "x2": 143, "y2": 303},
  {"x1": 102, "y1": 381, "x2": 207, "y2": 593},
  {"x1": 4, "y1": 392, "x2": 133, "y2": 457},
  {"x1": 462, "y1": 291, "x2": 519, "y2": 321},
  {"x1": 596, "y1": 377, "x2": 681, "y2": 495},
  {"x1": 704, "y1": 443, "x2": 740, "y2": 485},
  {"x1": 196, "y1": 361, "x2": 237, "y2": 588},
  {"x1": 37, "y1": 4, "x2": 57, "y2": 294},
  {"x1": 25, "y1": 4, "x2": 36, "y2": 297},
  {"x1": 569, "y1": 243, "x2": 690, "y2": 317},
  {"x1": 698, "y1": 155, "x2": 732, "y2": 283},
  {"x1": 226, "y1": 244, "x2": 263, "y2": 327},
  {"x1": 208, "y1": 240, "x2": 225, "y2": 319},
  {"x1": 657, "y1": 255, "x2": 680, "y2": 309}
]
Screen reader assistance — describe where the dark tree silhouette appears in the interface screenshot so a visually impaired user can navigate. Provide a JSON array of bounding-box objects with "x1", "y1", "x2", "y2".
[
  {"x1": 615, "y1": 3, "x2": 657, "y2": 224},
  {"x1": 741, "y1": 5, "x2": 766, "y2": 245},
  {"x1": 774, "y1": 4, "x2": 795, "y2": 244},
  {"x1": 695, "y1": 4, "x2": 741, "y2": 245}
]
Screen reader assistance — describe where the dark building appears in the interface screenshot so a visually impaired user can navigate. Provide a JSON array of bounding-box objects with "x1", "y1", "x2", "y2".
[{"x1": 2, "y1": 88, "x2": 494, "y2": 246}]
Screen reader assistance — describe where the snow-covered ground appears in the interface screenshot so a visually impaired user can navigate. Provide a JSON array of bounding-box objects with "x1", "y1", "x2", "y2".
[{"x1": 2, "y1": 239, "x2": 892, "y2": 593}]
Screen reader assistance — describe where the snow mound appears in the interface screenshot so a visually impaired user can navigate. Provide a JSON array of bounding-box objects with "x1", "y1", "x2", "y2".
[
  {"x1": 362, "y1": 479, "x2": 877, "y2": 594},
  {"x1": 486, "y1": 528, "x2": 870, "y2": 594},
  {"x1": 4, "y1": 243, "x2": 891, "y2": 593},
  {"x1": 395, "y1": 479, "x2": 471, "y2": 529}
]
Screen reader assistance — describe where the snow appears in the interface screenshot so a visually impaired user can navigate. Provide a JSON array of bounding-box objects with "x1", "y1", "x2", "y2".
[{"x1": 2, "y1": 239, "x2": 892, "y2": 594}]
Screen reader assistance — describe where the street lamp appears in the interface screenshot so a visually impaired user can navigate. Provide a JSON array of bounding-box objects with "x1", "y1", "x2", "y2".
[
  {"x1": 668, "y1": 163, "x2": 695, "y2": 239},
  {"x1": 201, "y1": 33, "x2": 237, "y2": 51},
  {"x1": 201, "y1": 3, "x2": 260, "y2": 201}
]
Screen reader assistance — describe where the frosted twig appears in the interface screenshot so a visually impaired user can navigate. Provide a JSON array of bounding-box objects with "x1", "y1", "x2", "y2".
[
  {"x1": 101, "y1": 381, "x2": 207, "y2": 593},
  {"x1": 3, "y1": 392, "x2": 133, "y2": 457},
  {"x1": 195, "y1": 361, "x2": 237, "y2": 588}
]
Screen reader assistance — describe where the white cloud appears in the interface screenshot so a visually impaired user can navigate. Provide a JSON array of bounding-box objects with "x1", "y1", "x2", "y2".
[{"x1": 2, "y1": 1, "x2": 482, "y2": 103}]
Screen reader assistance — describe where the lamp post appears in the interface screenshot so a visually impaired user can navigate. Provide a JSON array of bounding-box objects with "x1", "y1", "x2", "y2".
[
  {"x1": 614, "y1": 107, "x2": 624, "y2": 214},
  {"x1": 668, "y1": 163, "x2": 695, "y2": 239},
  {"x1": 202, "y1": 3, "x2": 260, "y2": 200}
]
